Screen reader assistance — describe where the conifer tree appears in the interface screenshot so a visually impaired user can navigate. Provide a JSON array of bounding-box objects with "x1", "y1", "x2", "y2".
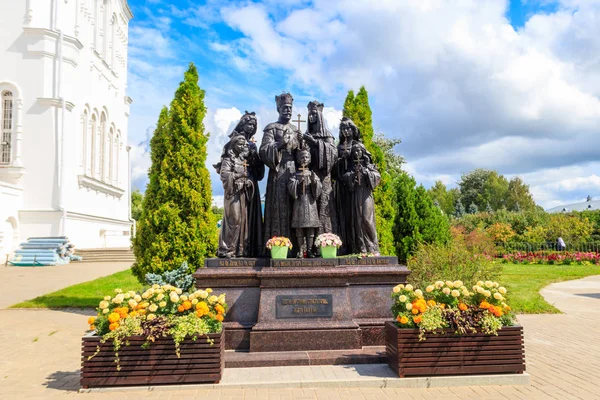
[
  {"x1": 343, "y1": 87, "x2": 396, "y2": 255},
  {"x1": 132, "y1": 63, "x2": 218, "y2": 281},
  {"x1": 393, "y1": 172, "x2": 451, "y2": 262}
]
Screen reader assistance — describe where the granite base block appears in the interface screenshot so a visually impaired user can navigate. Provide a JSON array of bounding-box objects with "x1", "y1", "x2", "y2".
[{"x1": 249, "y1": 328, "x2": 362, "y2": 352}]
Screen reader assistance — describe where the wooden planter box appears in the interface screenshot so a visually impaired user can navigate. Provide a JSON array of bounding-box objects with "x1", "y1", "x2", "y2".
[
  {"x1": 385, "y1": 321, "x2": 525, "y2": 377},
  {"x1": 81, "y1": 330, "x2": 224, "y2": 388}
]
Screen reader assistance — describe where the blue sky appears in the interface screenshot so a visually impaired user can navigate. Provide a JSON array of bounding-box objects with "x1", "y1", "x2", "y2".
[{"x1": 126, "y1": 0, "x2": 600, "y2": 209}]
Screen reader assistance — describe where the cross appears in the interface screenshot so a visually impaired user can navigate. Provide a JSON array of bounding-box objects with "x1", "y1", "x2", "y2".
[
  {"x1": 298, "y1": 166, "x2": 309, "y2": 195},
  {"x1": 242, "y1": 159, "x2": 249, "y2": 175},
  {"x1": 293, "y1": 114, "x2": 306, "y2": 131}
]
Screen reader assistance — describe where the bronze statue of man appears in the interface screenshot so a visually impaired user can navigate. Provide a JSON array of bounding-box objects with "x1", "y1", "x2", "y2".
[
  {"x1": 303, "y1": 101, "x2": 338, "y2": 236},
  {"x1": 259, "y1": 93, "x2": 301, "y2": 249}
]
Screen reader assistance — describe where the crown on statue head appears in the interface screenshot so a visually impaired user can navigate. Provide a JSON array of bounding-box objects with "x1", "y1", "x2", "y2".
[
  {"x1": 275, "y1": 92, "x2": 294, "y2": 109},
  {"x1": 307, "y1": 100, "x2": 324, "y2": 112}
]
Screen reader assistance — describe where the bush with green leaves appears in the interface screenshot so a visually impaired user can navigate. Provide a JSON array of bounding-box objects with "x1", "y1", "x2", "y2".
[
  {"x1": 145, "y1": 262, "x2": 195, "y2": 292},
  {"x1": 407, "y1": 237, "x2": 501, "y2": 290}
]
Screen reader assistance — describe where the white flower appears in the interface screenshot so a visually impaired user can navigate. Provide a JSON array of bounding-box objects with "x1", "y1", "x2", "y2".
[
  {"x1": 426, "y1": 285, "x2": 434, "y2": 293},
  {"x1": 149, "y1": 304, "x2": 158, "y2": 312},
  {"x1": 208, "y1": 295, "x2": 218, "y2": 304},
  {"x1": 406, "y1": 303, "x2": 413, "y2": 310},
  {"x1": 176, "y1": 288, "x2": 183, "y2": 295},
  {"x1": 445, "y1": 281, "x2": 454, "y2": 287},
  {"x1": 451, "y1": 290, "x2": 460, "y2": 298},
  {"x1": 476, "y1": 281, "x2": 484, "y2": 287},
  {"x1": 199, "y1": 291, "x2": 208, "y2": 299},
  {"x1": 157, "y1": 293, "x2": 165, "y2": 301},
  {"x1": 103, "y1": 296, "x2": 111, "y2": 301},
  {"x1": 128, "y1": 291, "x2": 136, "y2": 297},
  {"x1": 134, "y1": 295, "x2": 142, "y2": 302},
  {"x1": 102, "y1": 308, "x2": 110, "y2": 314},
  {"x1": 435, "y1": 280, "x2": 444, "y2": 286},
  {"x1": 442, "y1": 287, "x2": 451, "y2": 295},
  {"x1": 499, "y1": 287, "x2": 507, "y2": 295},
  {"x1": 484, "y1": 290, "x2": 491, "y2": 298},
  {"x1": 99, "y1": 301, "x2": 109, "y2": 309},
  {"x1": 405, "y1": 284, "x2": 413, "y2": 291},
  {"x1": 218, "y1": 295, "x2": 226, "y2": 305},
  {"x1": 393, "y1": 286, "x2": 401, "y2": 293},
  {"x1": 484, "y1": 281, "x2": 493, "y2": 288},
  {"x1": 152, "y1": 284, "x2": 160, "y2": 289},
  {"x1": 493, "y1": 293, "x2": 503, "y2": 301},
  {"x1": 399, "y1": 295, "x2": 407, "y2": 303},
  {"x1": 159, "y1": 301, "x2": 167, "y2": 308},
  {"x1": 147, "y1": 314, "x2": 156, "y2": 320},
  {"x1": 477, "y1": 287, "x2": 485, "y2": 294},
  {"x1": 453, "y1": 281, "x2": 463, "y2": 288},
  {"x1": 170, "y1": 294, "x2": 180, "y2": 303},
  {"x1": 462, "y1": 290, "x2": 470, "y2": 297},
  {"x1": 114, "y1": 289, "x2": 123, "y2": 294},
  {"x1": 112, "y1": 294, "x2": 125, "y2": 304},
  {"x1": 188, "y1": 294, "x2": 196, "y2": 300},
  {"x1": 493, "y1": 282, "x2": 499, "y2": 288},
  {"x1": 124, "y1": 293, "x2": 131, "y2": 299},
  {"x1": 128, "y1": 299, "x2": 138, "y2": 309},
  {"x1": 180, "y1": 295, "x2": 188, "y2": 302},
  {"x1": 414, "y1": 289, "x2": 424, "y2": 298},
  {"x1": 142, "y1": 292, "x2": 150, "y2": 299},
  {"x1": 191, "y1": 299, "x2": 198, "y2": 305}
]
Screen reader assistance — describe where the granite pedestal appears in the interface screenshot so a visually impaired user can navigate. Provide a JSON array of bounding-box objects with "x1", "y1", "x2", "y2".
[{"x1": 194, "y1": 256, "x2": 409, "y2": 361}]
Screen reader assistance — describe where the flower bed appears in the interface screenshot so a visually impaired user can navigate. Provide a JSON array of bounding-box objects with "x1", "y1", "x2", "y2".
[
  {"x1": 81, "y1": 285, "x2": 227, "y2": 388},
  {"x1": 501, "y1": 251, "x2": 600, "y2": 265},
  {"x1": 387, "y1": 280, "x2": 525, "y2": 377}
]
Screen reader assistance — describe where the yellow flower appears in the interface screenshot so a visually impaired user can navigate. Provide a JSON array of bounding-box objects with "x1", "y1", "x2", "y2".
[
  {"x1": 156, "y1": 293, "x2": 165, "y2": 301},
  {"x1": 485, "y1": 281, "x2": 493, "y2": 288},
  {"x1": 499, "y1": 287, "x2": 507, "y2": 295},
  {"x1": 102, "y1": 308, "x2": 110, "y2": 314},
  {"x1": 147, "y1": 314, "x2": 156, "y2": 320},
  {"x1": 453, "y1": 280, "x2": 463, "y2": 288},
  {"x1": 128, "y1": 299, "x2": 138, "y2": 309},
  {"x1": 451, "y1": 290, "x2": 460, "y2": 298},
  {"x1": 393, "y1": 286, "x2": 401, "y2": 293},
  {"x1": 134, "y1": 295, "x2": 142, "y2": 302},
  {"x1": 218, "y1": 294, "x2": 226, "y2": 305},
  {"x1": 406, "y1": 303, "x2": 413, "y2": 311},
  {"x1": 493, "y1": 293, "x2": 503, "y2": 301},
  {"x1": 199, "y1": 291, "x2": 208, "y2": 299},
  {"x1": 426, "y1": 285, "x2": 434, "y2": 293},
  {"x1": 114, "y1": 289, "x2": 123, "y2": 294},
  {"x1": 445, "y1": 281, "x2": 453, "y2": 287},
  {"x1": 206, "y1": 288, "x2": 213, "y2": 294},
  {"x1": 442, "y1": 288, "x2": 451, "y2": 295},
  {"x1": 399, "y1": 295, "x2": 407, "y2": 303},
  {"x1": 405, "y1": 284, "x2": 413, "y2": 291},
  {"x1": 108, "y1": 313, "x2": 120, "y2": 323},
  {"x1": 149, "y1": 304, "x2": 158, "y2": 312},
  {"x1": 414, "y1": 289, "x2": 424, "y2": 298},
  {"x1": 103, "y1": 296, "x2": 111, "y2": 301},
  {"x1": 159, "y1": 301, "x2": 167, "y2": 308},
  {"x1": 208, "y1": 295, "x2": 218, "y2": 304},
  {"x1": 191, "y1": 299, "x2": 198, "y2": 305},
  {"x1": 99, "y1": 301, "x2": 109, "y2": 309}
]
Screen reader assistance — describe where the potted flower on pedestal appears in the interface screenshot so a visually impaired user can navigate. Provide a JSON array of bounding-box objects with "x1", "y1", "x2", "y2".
[
  {"x1": 315, "y1": 233, "x2": 342, "y2": 258},
  {"x1": 82, "y1": 285, "x2": 228, "y2": 388},
  {"x1": 386, "y1": 280, "x2": 525, "y2": 378},
  {"x1": 266, "y1": 236, "x2": 292, "y2": 259}
]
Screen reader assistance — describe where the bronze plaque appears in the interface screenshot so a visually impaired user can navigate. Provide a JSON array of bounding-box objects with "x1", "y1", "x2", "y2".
[{"x1": 276, "y1": 295, "x2": 333, "y2": 318}]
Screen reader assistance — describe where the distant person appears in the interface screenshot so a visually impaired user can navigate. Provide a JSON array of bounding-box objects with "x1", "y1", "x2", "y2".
[{"x1": 557, "y1": 237, "x2": 566, "y2": 251}]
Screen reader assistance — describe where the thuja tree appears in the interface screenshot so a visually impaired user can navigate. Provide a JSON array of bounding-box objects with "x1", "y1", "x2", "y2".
[
  {"x1": 393, "y1": 172, "x2": 451, "y2": 262},
  {"x1": 343, "y1": 87, "x2": 396, "y2": 255},
  {"x1": 132, "y1": 63, "x2": 218, "y2": 281}
]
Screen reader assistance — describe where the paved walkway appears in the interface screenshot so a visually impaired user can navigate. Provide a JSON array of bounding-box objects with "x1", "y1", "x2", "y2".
[
  {"x1": 0, "y1": 261, "x2": 132, "y2": 308},
  {"x1": 1, "y1": 275, "x2": 600, "y2": 399}
]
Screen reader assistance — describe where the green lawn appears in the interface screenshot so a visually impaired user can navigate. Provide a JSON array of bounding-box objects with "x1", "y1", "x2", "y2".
[
  {"x1": 10, "y1": 263, "x2": 600, "y2": 313},
  {"x1": 11, "y1": 269, "x2": 142, "y2": 309},
  {"x1": 500, "y1": 263, "x2": 600, "y2": 313}
]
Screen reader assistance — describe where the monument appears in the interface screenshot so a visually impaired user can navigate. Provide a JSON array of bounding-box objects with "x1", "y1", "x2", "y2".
[{"x1": 194, "y1": 93, "x2": 409, "y2": 366}]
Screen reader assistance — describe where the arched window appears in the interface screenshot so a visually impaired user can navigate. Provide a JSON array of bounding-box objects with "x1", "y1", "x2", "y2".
[
  {"x1": 90, "y1": 113, "x2": 97, "y2": 176},
  {"x1": 99, "y1": 112, "x2": 106, "y2": 180},
  {"x1": 108, "y1": 127, "x2": 114, "y2": 183},
  {"x1": 116, "y1": 130, "x2": 122, "y2": 186},
  {"x1": 1, "y1": 91, "x2": 13, "y2": 165},
  {"x1": 81, "y1": 109, "x2": 88, "y2": 170}
]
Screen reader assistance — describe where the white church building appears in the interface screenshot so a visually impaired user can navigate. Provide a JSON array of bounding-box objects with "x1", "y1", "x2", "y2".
[{"x1": 0, "y1": 0, "x2": 134, "y2": 258}]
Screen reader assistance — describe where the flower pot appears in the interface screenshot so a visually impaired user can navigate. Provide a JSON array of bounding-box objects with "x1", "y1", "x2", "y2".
[
  {"x1": 271, "y1": 246, "x2": 288, "y2": 259},
  {"x1": 81, "y1": 330, "x2": 224, "y2": 388},
  {"x1": 385, "y1": 322, "x2": 525, "y2": 378},
  {"x1": 321, "y1": 245, "x2": 337, "y2": 259}
]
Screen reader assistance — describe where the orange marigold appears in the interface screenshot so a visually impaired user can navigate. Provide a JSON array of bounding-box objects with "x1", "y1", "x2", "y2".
[
  {"x1": 196, "y1": 310, "x2": 205, "y2": 318},
  {"x1": 215, "y1": 304, "x2": 225, "y2": 314},
  {"x1": 215, "y1": 314, "x2": 224, "y2": 322},
  {"x1": 480, "y1": 301, "x2": 491, "y2": 309},
  {"x1": 439, "y1": 303, "x2": 446, "y2": 309},
  {"x1": 458, "y1": 303, "x2": 468, "y2": 311},
  {"x1": 87, "y1": 317, "x2": 96, "y2": 325},
  {"x1": 426, "y1": 300, "x2": 436, "y2": 307},
  {"x1": 413, "y1": 315, "x2": 423, "y2": 324},
  {"x1": 399, "y1": 316, "x2": 409, "y2": 324},
  {"x1": 177, "y1": 305, "x2": 185, "y2": 312},
  {"x1": 109, "y1": 322, "x2": 119, "y2": 331},
  {"x1": 183, "y1": 301, "x2": 192, "y2": 310},
  {"x1": 107, "y1": 313, "x2": 120, "y2": 323},
  {"x1": 89, "y1": 325, "x2": 95, "y2": 330},
  {"x1": 411, "y1": 308, "x2": 419, "y2": 315}
]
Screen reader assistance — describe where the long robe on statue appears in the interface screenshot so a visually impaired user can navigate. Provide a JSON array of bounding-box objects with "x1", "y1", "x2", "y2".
[
  {"x1": 342, "y1": 156, "x2": 381, "y2": 255},
  {"x1": 305, "y1": 102, "x2": 338, "y2": 235},
  {"x1": 216, "y1": 139, "x2": 264, "y2": 258},
  {"x1": 333, "y1": 137, "x2": 355, "y2": 254},
  {"x1": 260, "y1": 122, "x2": 300, "y2": 244}
]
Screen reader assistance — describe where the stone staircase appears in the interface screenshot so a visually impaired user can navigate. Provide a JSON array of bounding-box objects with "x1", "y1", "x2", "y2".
[{"x1": 75, "y1": 248, "x2": 135, "y2": 263}]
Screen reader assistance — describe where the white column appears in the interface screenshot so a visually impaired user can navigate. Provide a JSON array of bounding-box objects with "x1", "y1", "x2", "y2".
[{"x1": 13, "y1": 98, "x2": 23, "y2": 167}]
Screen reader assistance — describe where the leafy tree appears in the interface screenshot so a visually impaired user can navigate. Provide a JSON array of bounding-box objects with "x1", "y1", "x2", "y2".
[
  {"x1": 393, "y1": 172, "x2": 451, "y2": 262},
  {"x1": 458, "y1": 169, "x2": 509, "y2": 211},
  {"x1": 427, "y1": 180, "x2": 457, "y2": 216},
  {"x1": 506, "y1": 177, "x2": 536, "y2": 212},
  {"x1": 132, "y1": 63, "x2": 218, "y2": 281},
  {"x1": 468, "y1": 203, "x2": 479, "y2": 214},
  {"x1": 454, "y1": 198, "x2": 466, "y2": 218},
  {"x1": 373, "y1": 132, "x2": 404, "y2": 177},
  {"x1": 343, "y1": 87, "x2": 396, "y2": 255},
  {"x1": 211, "y1": 206, "x2": 224, "y2": 221},
  {"x1": 131, "y1": 189, "x2": 143, "y2": 221}
]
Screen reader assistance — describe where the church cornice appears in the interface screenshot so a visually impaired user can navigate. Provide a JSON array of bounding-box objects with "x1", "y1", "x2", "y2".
[
  {"x1": 22, "y1": 27, "x2": 83, "y2": 67},
  {"x1": 119, "y1": 0, "x2": 134, "y2": 21},
  {"x1": 78, "y1": 175, "x2": 125, "y2": 198},
  {"x1": 37, "y1": 98, "x2": 75, "y2": 112}
]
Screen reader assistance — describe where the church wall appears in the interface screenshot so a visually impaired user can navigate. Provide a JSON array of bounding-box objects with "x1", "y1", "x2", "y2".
[{"x1": 0, "y1": 0, "x2": 133, "y2": 251}]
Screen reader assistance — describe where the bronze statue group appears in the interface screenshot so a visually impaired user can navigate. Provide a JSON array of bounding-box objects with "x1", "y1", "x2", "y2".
[{"x1": 215, "y1": 93, "x2": 381, "y2": 259}]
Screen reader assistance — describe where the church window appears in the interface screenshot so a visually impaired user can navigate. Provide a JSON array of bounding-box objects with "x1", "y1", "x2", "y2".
[
  {"x1": 90, "y1": 114, "x2": 97, "y2": 176},
  {"x1": 99, "y1": 112, "x2": 106, "y2": 180},
  {"x1": 108, "y1": 127, "x2": 114, "y2": 183},
  {"x1": 81, "y1": 110, "x2": 88, "y2": 170},
  {"x1": 1, "y1": 91, "x2": 13, "y2": 165}
]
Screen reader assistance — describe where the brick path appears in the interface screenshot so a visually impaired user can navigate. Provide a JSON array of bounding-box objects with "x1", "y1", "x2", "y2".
[
  {"x1": 0, "y1": 261, "x2": 132, "y2": 308},
  {"x1": 1, "y1": 275, "x2": 600, "y2": 399}
]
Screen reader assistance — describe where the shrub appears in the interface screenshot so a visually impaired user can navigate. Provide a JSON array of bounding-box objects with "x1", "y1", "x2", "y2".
[
  {"x1": 407, "y1": 238, "x2": 501, "y2": 290},
  {"x1": 145, "y1": 262, "x2": 196, "y2": 292}
]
